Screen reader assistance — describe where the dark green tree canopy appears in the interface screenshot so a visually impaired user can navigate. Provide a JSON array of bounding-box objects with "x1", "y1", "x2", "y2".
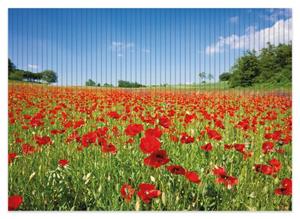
[
  {"x1": 86, "y1": 79, "x2": 96, "y2": 86},
  {"x1": 9, "y1": 59, "x2": 58, "y2": 84},
  {"x1": 228, "y1": 43, "x2": 292, "y2": 87},
  {"x1": 8, "y1": 59, "x2": 16, "y2": 74},
  {"x1": 41, "y1": 70, "x2": 58, "y2": 84},
  {"x1": 219, "y1": 72, "x2": 231, "y2": 81},
  {"x1": 118, "y1": 80, "x2": 145, "y2": 88}
]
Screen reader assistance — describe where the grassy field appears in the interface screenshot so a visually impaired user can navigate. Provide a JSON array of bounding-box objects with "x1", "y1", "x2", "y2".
[{"x1": 8, "y1": 83, "x2": 292, "y2": 211}]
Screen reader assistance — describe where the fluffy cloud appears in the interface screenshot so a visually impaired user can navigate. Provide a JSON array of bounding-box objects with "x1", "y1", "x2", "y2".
[
  {"x1": 111, "y1": 41, "x2": 134, "y2": 51},
  {"x1": 229, "y1": 16, "x2": 239, "y2": 24},
  {"x1": 111, "y1": 41, "x2": 135, "y2": 58},
  {"x1": 28, "y1": 64, "x2": 38, "y2": 69},
  {"x1": 262, "y1": 9, "x2": 292, "y2": 22},
  {"x1": 206, "y1": 18, "x2": 292, "y2": 55}
]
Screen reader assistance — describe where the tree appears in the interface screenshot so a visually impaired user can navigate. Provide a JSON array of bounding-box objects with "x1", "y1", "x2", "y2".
[
  {"x1": 229, "y1": 51, "x2": 260, "y2": 87},
  {"x1": 228, "y1": 43, "x2": 292, "y2": 87},
  {"x1": 41, "y1": 70, "x2": 58, "y2": 84},
  {"x1": 8, "y1": 59, "x2": 16, "y2": 77},
  {"x1": 198, "y1": 72, "x2": 206, "y2": 83},
  {"x1": 219, "y1": 72, "x2": 231, "y2": 81},
  {"x1": 9, "y1": 71, "x2": 23, "y2": 81},
  {"x1": 118, "y1": 80, "x2": 145, "y2": 88},
  {"x1": 207, "y1": 73, "x2": 214, "y2": 83},
  {"x1": 103, "y1": 83, "x2": 113, "y2": 87},
  {"x1": 257, "y1": 43, "x2": 291, "y2": 83},
  {"x1": 86, "y1": 79, "x2": 96, "y2": 86}
]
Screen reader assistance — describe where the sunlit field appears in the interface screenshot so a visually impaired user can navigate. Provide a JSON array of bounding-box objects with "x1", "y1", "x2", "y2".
[{"x1": 8, "y1": 83, "x2": 292, "y2": 211}]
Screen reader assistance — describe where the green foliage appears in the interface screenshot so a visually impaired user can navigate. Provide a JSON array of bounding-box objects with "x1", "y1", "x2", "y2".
[
  {"x1": 85, "y1": 79, "x2": 97, "y2": 86},
  {"x1": 198, "y1": 72, "x2": 206, "y2": 82},
  {"x1": 219, "y1": 72, "x2": 231, "y2": 81},
  {"x1": 9, "y1": 71, "x2": 24, "y2": 81},
  {"x1": 103, "y1": 83, "x2": 114, "y2": 87},
  {"x1": 118, "y1": 80, "x2": 145, "y2": 88},
  {"x1": 8, "y1": 59, "x2": 58, "y2": 84},
  {"x1": 41, "y1": 70, "x2": 58, "y2": 84},
  {"x1": 229, "y1": 51, "x2": 260, "y2": 87},
  {"x1": 8, "y1": 58, "x2": 16, "y2": 76},
  {"x1": 229, "y1": 43, "x2": 292, "y2": 87}
]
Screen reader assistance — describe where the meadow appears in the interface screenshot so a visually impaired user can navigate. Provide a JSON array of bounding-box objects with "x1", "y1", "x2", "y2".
[{"x1": 8, "y1": 83, "x2": 292, "y2": 211}]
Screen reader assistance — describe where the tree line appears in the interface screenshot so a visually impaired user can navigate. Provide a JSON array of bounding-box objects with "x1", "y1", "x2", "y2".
[
  {"x1": 8, "y1": 59, "x2": 58, "y2": 84},
  {"x1": 85, "y1": 79, "x2": 145, "y2": 88},
  {"x1": 219, "y1": 43, "x2": 292, "y2": 87}
]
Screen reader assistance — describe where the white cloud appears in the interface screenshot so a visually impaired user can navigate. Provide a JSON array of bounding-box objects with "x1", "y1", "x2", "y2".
[
  {"x1": 206, "y1": 18, "x2": 292, "y2": 55},
  {"x1": 229, "y1": 16, "x2": 239, "y2": 24},
  {"x1": 262, "y1": 9, "x2": 292, "y2": 23},
  {"x1": 111, "y1": 41, "x2": 134, "y2": 51},
  {"x1": 111, "y1": 41, "x2": 134, "y2": 58},
  {"x1": 28, "y1": 64, "x2": 38, "y2": 69}
]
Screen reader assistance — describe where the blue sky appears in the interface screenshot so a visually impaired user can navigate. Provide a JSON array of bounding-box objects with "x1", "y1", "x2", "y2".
[{"x1": 9, "y1": 9, "x2": 292, "y2": 86}]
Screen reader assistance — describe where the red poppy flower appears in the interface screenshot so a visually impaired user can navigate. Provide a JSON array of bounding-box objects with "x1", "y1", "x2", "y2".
[
  {"x1": 8, "y1": 153, "x2": 17, "y2": 164},
  {"x1": 8, "y1": 195, "x2": 23, "y2": 211},
  {"x1": 254, "y1": 164, "x2": 274, "y2": 175},
  {"x1": 58, "y1": 159, "x2": 69, "y2": 167},
  {"x1": 224, "y1": 144, "x2": 233, "y2": 150},
  {"x1": 145, "y1": 127, "x2": 162, "y2": 138},
  {"x1": 102, "y1": 143, "x2": 117, "y2": 154},
  {"x1": 216, "y1": 175, "x2": 238, "y2": 188},
  {"x1": 112, "y1": 126, "x2": 120, "y2": 136},
  {"x1": 170, "y1": 135, "x2": 179, "y2": 142},
  {"x1": 184, "y1": 113, "x2": 196, "y2": 124},
  {"x1": 120, "y1": 184, "x2": 135, "y2": 202},
  {"x1": 200, "y1": 142, "x2": 213, "y2": 152},
  {"x1": 166, "y1": 165, "x2": 186, "y2": 175},
  {"x1": 207, "y1": 129, "x2": 222, "y2": 141},
  {"x1": 269, "y1": 158, "x2": 281, "y2": 173},
  {"x1": 180, "y1": 132, "x2": 194, "y2": 144},
  {"x1": 16, "y1": 138, "x2": 23, "y2": 143},
  {"x1": 214, "y1": 119, "x2": 225, "y2": 129},
  {"x1": 81, "y1": 131, "x2": 98, "y2": 147},
  {"x1": 281, "y1": 135, "x2": 292, "y2": 145},
  {"x1": 185, "y1": 171, "x2": 201, "y2": 184},
  {"x1": 107, "y1": 111, "x2": 121, "y2": 119},
  {"x1": 262, "y1": 141, "x2": 274, "y2": 154},
  {"x1": 159, "y1": 116, "x2": 171, "y2": 128},
  {"x1": 35, "y1": 135, "x2": 52, "y2": 146},
  {"x1": 236, "y1": 119, "x2": 250, "y2": 131},
  {"x1": 265, "y1": 130, "x2": 282, "y2": 141},
  {"x1": 233, "y1": 143, "x2": 245, "y2": 153},
  {"x1": 137, "y1": 183, "x2": 161, "y2": 203},
  {"x1": 29, "y1": 117, "x2": 44, "y2": 127},
  {"x1": 144, "y1": 150, "x2": 170, "y2": 168},
  {"x1": 73, "y1": 119, "x2": 85, "y2": 129},
  {"x1": 22, "y1": 144, "x2": 35, "y2": 155},
  {"x1": 212, "y1": 167, "x2": 238, "y2": 188},
  {"x1": 254, "y1": 158, "x2": 281, "y2": 176},
  {"x1": 125, "y1": 124, "x2": 144, "y2": 137},
  {"x1": 50, "y1": 129, "x2": 65, "y2": 135},
  {"x1": 95, "y1": 127, "x2": 109, "y2": 137},
  {"x1": 140, "y1": 135, "x2": 161, "y2": 154},
  {"x1": 274, "y1": 178, "x2": 292, "y2": 196},
  {"x1": 212, "y1": 167, "x2": 227, "y2": 176}
]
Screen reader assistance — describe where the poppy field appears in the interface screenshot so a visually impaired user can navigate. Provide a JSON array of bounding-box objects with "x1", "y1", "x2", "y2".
[{"x1": 8, "y1": 83, "x2": 292, "y2": 211}]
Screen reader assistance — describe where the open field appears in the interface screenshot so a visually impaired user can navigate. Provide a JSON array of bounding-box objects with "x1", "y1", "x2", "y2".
[{"x1": 8, "y1": 83, "x2": 292, "y2": 211}]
